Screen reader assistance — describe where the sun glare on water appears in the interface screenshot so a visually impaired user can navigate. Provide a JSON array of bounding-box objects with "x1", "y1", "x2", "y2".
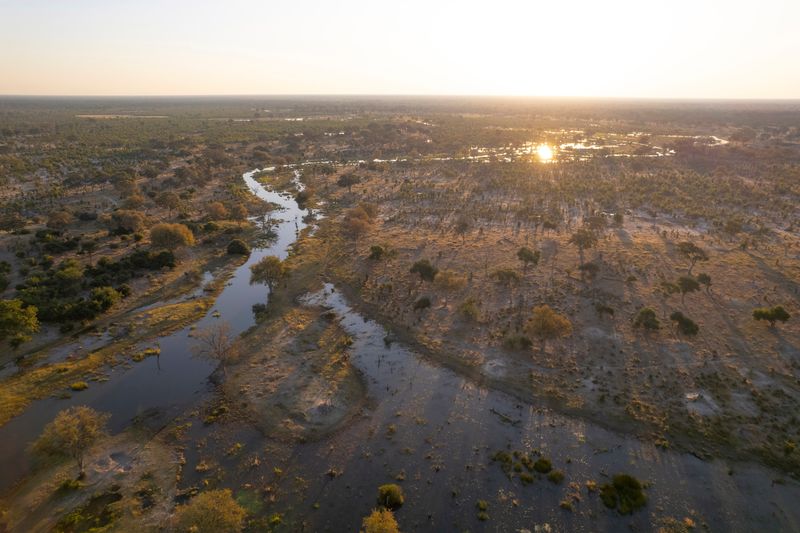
[{"x1": 536, "y1": 144, "x2": 554, "y2": 162}]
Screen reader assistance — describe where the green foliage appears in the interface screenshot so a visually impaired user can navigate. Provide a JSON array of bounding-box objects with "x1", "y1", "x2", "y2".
[
  {"x1": 410, "y1": 259, "x2": 438, "y2": 282},
  {"x1": 753, "y1": 305, "x2": 790, "y2": 327},
  {"x1": 676, "y1": 275, "x2": 700, "y2": 301},
  {"x1": 250, "y1": 255, "x2": 286, "y2": 292},
  {"x1": 676, "y1": 241, "x2": 708, "y2": 273},
  {"x1": 696, "y1": 272, "x2": 712, "y2": 291},
  {"x1": 54, "y1": 490, "x2": 122, "y2": 533},
  {"x1": 599, "y1": 474, "x2": 647, "y2": 515},
  {"x1": 670, "y1": 311, "x2": 699, "y2": 335},
  {"x1": 516, "y1": 246, "x2": 540, "y2": 270},
  {"x1": 0, "y1": 298, "x2": 39, "y2": 347},
  {"x1": 337, "y1": 173, "x2": 360, "y2": 191},
  {"x1": 369, "y1": 245, "x2": 386, "y2": 260},
  {"x1": 547, "y1": 470, "x2": 565, "y2": 483},
  {"x1": 533, "y1": 457, "x2": 552, "y2": 473},
  {"x1": 633, "y1": 307, "x2": 660, "y2": 330},
  {"x1": 32, "y1": 406, "x2": 110, "y2": 474},
  {"x1": 226, "y1": 239, "x2": 251, "y2": 255},
  {"x1": 413, "y1": 296, "x2": 431, "y2": 310},
  {"x1": 457, "y1": 297, "x2": 480, "y2": 321},
  {"x1": 569, "y1": 228, "x2": 598, "y2": 265},
  {"x1": 17, "y1": 260, "x2": 122, "y2": 323},
  {"x1": 377, "y1": 484, "x2": 404, "y2": 510}
]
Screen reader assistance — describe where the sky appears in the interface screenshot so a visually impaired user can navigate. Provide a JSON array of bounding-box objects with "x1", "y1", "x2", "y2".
[{"x1": 1, "y1": 0, "x2": 799, "y2": 98}]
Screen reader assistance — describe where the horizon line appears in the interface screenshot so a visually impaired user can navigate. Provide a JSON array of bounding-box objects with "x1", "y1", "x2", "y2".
[{"x1": 1, "y1": 93, "x2": 800, "y2": 103}]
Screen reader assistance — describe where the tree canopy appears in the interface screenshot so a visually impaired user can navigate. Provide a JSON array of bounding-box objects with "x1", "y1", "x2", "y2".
[
  {"x1": 0, "y1": 299, "x2": 40, "y2": 348},
  {"x1": 32, "y1": 406, "x2": 109, "y2": 477},
  {"x1": 172, "y1": 489, "x2": 246, "y2": 533},
  {"x1": 525, "y1": 305, "x2": 572, "y2": 350},
  {"x1": 150, "y1": 223, "x2": 195, "y2": 250},
  {"x1": 250, "y1": 255, "x2": 286, "y2": 291}
]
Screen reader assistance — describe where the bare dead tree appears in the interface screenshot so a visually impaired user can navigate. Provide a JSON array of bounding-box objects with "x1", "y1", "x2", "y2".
[{"x1": 192, "y1": 321, "x2": 239, "y2": 376}]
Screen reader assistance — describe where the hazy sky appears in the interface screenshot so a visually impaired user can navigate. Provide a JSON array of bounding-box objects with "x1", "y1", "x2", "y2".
[{"x1": 1, "y1": 0, "x2": 798, "y2": 98}]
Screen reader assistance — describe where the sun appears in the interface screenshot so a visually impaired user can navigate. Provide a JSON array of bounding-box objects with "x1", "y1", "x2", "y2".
[{"x1": 536, "y1": 144, "x2": 554, "y2": 162}]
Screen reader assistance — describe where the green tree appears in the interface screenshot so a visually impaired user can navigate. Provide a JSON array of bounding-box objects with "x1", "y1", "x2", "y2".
[
  {"x1": 517, "y1": 246, "x2": 541, "y2": 272},
  {"x1": 568, "y1": 229, "x2": 598, "y2": 267},
  {"x1": 172, "y1": 489, "x2": 246, "y2": 533},
  {"x1": 0, "y1": 299, "x2": 39, "y2": 348},
  {"x1": 633, "y1": 307, "x2": 660, "y2": 331},
  {"x1": 337, "y1": 173, "x2": 360, "y2": 193},
  {"x1": 696, "y1": 272, "x2": 712, "y2": 294},
  {"x1": 80, "y1": 239, "x2": 98, "y2": 266},
  {"x1": 676, "y1": 275, "x2": 700, "y2": 305},
  {"x1": 753, "y1": 306, "x2": 790, "y2": 327},
  {"x1": 600, "y1": 474, "x2": 647, "y2": 515},
  {"x1": 150, "y1": 223, "x2": 195, "y2": 251},
  {"x1": 410, "y1": 259, "x2": 438, "y2": 283},
  {"x1": 454, "y1": 216, "x2": 472, "y2": 242},
  {"x1": 369, "y1": 245, "x2": 385, "y2": 260},
  {"x1": 669, "y1": 311, "x2": 699, "y2": 335},
  {"x1": 227, "y1": 239, "x2": 251, "y2": 255},
  {"x1": 524, "y1": 304, "x2": 572, "y2": 353},
  {"x1": 676, "y1": 241, "x2": 708, "y2": 274},
  {"x1": 377, "y1": 484, "x2": 404, "y2": 510},
  {"x1": 32, "y1": 406, "x2": 109, "y2": 478},
  {"x1": 250, "y1": 255, "x2": 286, "y2": 292},
  {"x1": 155, "y1": 191, "x2": 181, "y2": 217}
]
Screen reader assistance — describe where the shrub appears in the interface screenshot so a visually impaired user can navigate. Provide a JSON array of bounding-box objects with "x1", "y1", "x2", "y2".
[
  {"x1": 172, "y1": 489, "x2": 246, "y2": 533},
  {"x1": 410, "y1": 259, "x2": 438, "y2": 282},
  {"x1": 547, "y1": 470, "x2": 565, "y2": 483},
  {"x1": 413, "y1": 296, "x2": 431, "y2": 311},
  {"x1": 533, "y1": 458, "x2": 552, "y2": 473},
  {"x1": 150, "y1": 223, "x2": 195, "y2": 250},
  {"x1": 492, "y1": 268, "x2": 520, "y2": 286},
  {"x1": 227, "y1": 239, "x2": 251, "y2": 255},
  {"x1": 56, "y1": 477, "x2": 84, "y2": 493},
  {"x1": 369, "y1": 245, "x2": 385, "y2": 260},
  {"x1": 457, "y1": 298, "x2": 480, "y2": 321},
  {"x1": 503, "y1": 334, "x2": 533, "y2": 350},
  {"x1": 599, "y1": 474, "x2": 647, "y2": 515},
  {"x1": 753, "y1": 306, "x2": 791, "y2": 327},
  {"x1": 525, "y1": 305, "x2": 572, "y2": 350},
  {"x1": 476, "y1": 500, "x2": 489, "y2": 521},
  {"x1": 362, "y1": 508, "x2": 399, "y2": 533},
  {"x1": 70, "y1": 381, "x2": 89, "y2": 391},
  {"x1": 377, "y1": 484, "x2": 404, "y2": 510},
  {"x1": 670, "y1": 311, "x2": 699, "y2": 335},
  {"x1": 633, "y1": 308, "x2": 660, "y2": 330}
]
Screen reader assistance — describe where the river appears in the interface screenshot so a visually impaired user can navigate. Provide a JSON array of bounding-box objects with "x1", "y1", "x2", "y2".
[{"x1": 1, "y1": 167, "x2": 799, "y2": 531}]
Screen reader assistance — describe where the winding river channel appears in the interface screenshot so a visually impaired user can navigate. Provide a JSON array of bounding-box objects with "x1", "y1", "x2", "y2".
[{"x1": 2, "y1": 168, "x2": 800, "y2": 531}]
